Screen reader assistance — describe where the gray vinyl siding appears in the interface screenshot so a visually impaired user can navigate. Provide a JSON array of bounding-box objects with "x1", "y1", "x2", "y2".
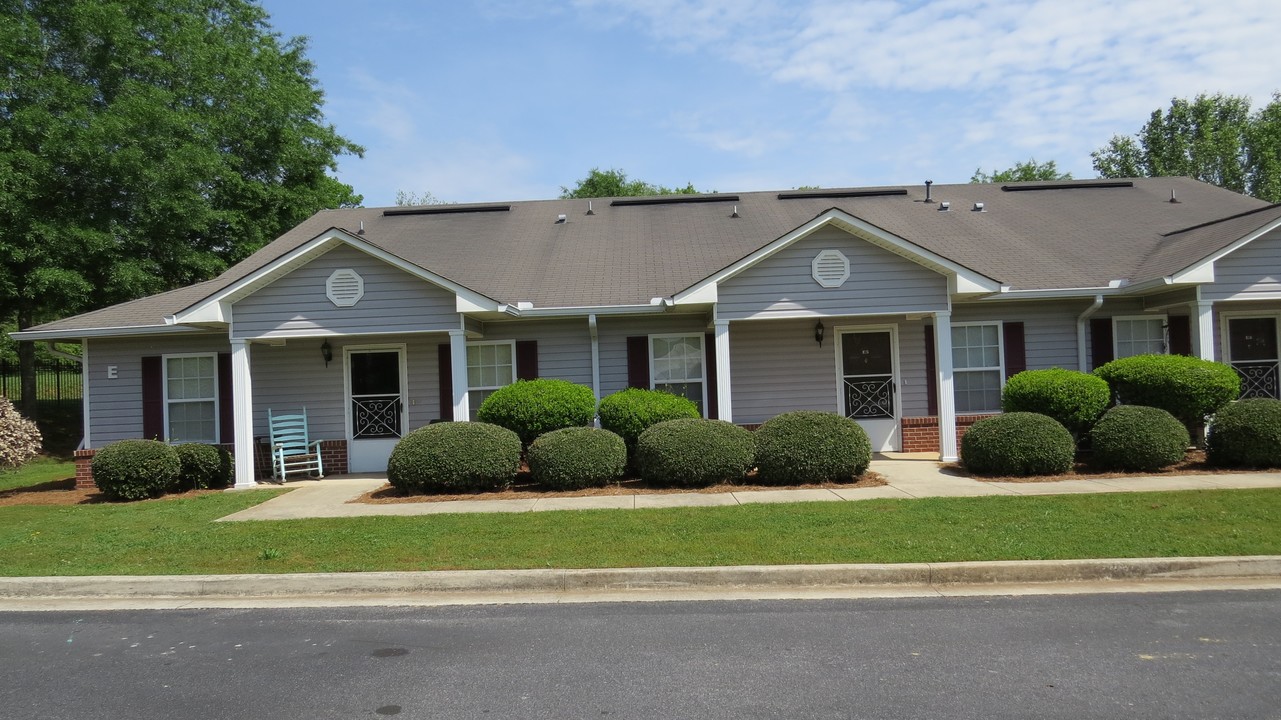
[
  {"x1": 86, "y1": 334, "x2": 231, "y2": 445},
  {"x1": 952, "y1": 301, "x2": 1082, "y2": 371},
  {"x1": 479, "y1": 319, "x2": 592, "y2": 386},
  {"x1": 728, "y1": 317, "x2": 929, "y2": 424},
  {"x1": 1081, "y1": 298, "x2": 1191, "y2": 367},
  {"x1": 231, "y1": 245, "x2": 459, "y2": 338},
  {"x1": 596, "y1": 314, "x2": 710, "y2": 399},
  {"x1": 716, "y1": 227, "x2": 949, "y2": 320},
  {"x1": 1202, "y1": 228, "x2": 1281, "y2": 301}
]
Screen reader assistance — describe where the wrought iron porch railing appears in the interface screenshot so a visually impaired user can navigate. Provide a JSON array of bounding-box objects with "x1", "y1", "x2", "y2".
[
  {"x1": 843, "y1": 377, "x2": 895, "y2": 419},
  {"x1": 1232, "y1": 361, "x2": 1280, "y2": 400},
  {"x1": 352, "y1": 394, "x2": 403, "y2": 439}
]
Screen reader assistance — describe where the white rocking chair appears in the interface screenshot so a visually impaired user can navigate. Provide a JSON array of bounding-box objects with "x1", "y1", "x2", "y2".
[{"x1": 268, "y1": 408, "x2": 324, "y2": 481}]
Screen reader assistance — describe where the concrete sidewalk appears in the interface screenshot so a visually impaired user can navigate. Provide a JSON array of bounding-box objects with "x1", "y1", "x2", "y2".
[{"x1": 216, "y1": 455, "x2": 1281, "y2": 522}]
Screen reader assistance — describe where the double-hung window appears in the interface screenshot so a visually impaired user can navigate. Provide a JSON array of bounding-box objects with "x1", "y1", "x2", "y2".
[
  {"x1": 1113, "y1": 316, "x2": 1166, "y2": 358},
  {"x1": 466, "y1": 340, "x2": 515, "y2": 420},
  {"x1": 650, "y1": 334, "x2": 706, "y2": 413},
  {"x1": 951, "y1": 323, "x2": 1003, "y2": 414},
  {"x1": 164, "y1": 354, "x2": 218, "y2": 443}
]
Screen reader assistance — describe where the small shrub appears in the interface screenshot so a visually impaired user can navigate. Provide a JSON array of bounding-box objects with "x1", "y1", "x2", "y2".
[
  {"x1": 1094, "y1": 354, "x2": 1240, "y2": 431},
  {"x1": 527, "y1": 427, "x2": 627, "y2": 490},
  {"x1": 91, "y1": 439, "x2": 181, "y2": 501},
  {"x1": 598, "y1": 388, "x2": 701, "y2": 454},
  {"x1": 1207, "y1": 398, "x2": 1281, "y2": 468},
  {"x1": 0, "y1": 397, "x2": 41, "y2": 470},
  {"x1": 754, "y1": 411, "x2": 872, "y2": 484},
  {"x1": 1089, "y1": 405, "x2": 1189, "y2": 472},
  {"x1": 175, "y1": 443, "x2": 233, "y2": 489},
  {"x1": 1001, "y1": 368, "x2": 1110, "y2": 437},
  {"x1": 476, "y1": 379, "x2": 596, "y2": 445},
  {"x1": 387, "y1": 422, "x2": 521, "y2": 493},
  {"x1": 961, "y1": 412, "x2": 1075, "y2": 477},
  {"x1": 635, "y1": 419, "x2": 755, "y2": 487}
]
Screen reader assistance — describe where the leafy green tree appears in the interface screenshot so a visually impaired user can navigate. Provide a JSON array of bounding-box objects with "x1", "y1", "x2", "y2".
[
  {"x1": 0, "y1": 0, "x2": 363, "y2": 415},
  {"x1": 395, "y1": 190, "x2": 449, "y2": 206},
  {"x1": 971, "y1": 159, "x2": 1072, "y2": 183},
  {"x1": 559, "y1": 168, "x2": 703, "y2": 198},
  {"x1": 1092, "y1": 93, "x2": 1281, "y2": 202}
]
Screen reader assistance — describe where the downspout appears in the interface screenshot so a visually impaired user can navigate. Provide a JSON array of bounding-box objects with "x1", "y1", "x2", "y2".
[
  {"x1": 45, "y1": 342, "x2": 88, "y2": 450},
  {"x1": 588, "y1": 314, "x2": 601, "y2": 427},
  {"x1": 1076, "y1": 295, "x2": 1104, "y2": 372}
]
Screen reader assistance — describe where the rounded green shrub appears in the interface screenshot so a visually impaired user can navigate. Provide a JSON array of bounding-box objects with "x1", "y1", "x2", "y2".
[
  {"x1": 960, "y1": 412, "x2": 1075, "y2": 477},
  {"x1": 0, "y1": 397, "x2": 41, "y2": 470},
  {"x1": 1001, "y1": 368, "x2": 1110, "y2": 437},
  {"x1": 635, "y1": 418, "x2": 755, "y2": 487},
  {"x1": 1206, "y1": 398, "x2": 1281, "y2": 468},
  {"x1": 91, "y1": 439, "x2": 182, "y2": 501},
  {"x1": 476, "y1": 379, "x2": 596, "y2": 445},
  {"x1": 1089, "y1": 405, "x2": 1189, "y2": 472},
  {"x1": 1094, "y1": 354, "x2": 1240, "y2": 429},
  {"x1": 598, "y1": 388, "x2": 701, "y2": 454},
  {"x1": 527, "y1": 427, "x2": 627, "y2": 490},
  {"x1": 175, "y1": 443, "x2": 233, "y2": 489},
  {"x1": 754, "y1": 411, "x2": 872, "y2": 484},
  {"x1": 386, "y1": 422, "x2": 521, "y2": 493}
]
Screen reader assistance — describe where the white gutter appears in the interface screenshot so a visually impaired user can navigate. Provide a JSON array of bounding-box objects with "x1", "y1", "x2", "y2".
[
  {"x1": 990, "y1": 280, "x2": 1126, "y2": 301},
  {"x1": 44, "y1": 342, "x2": 83, "y2": 364},
  {"x1": 10, "y1": 324, "x2": 206, "y2": 341},
  {"x1": 495, "y1": 303, "x2": 673, "y2": 318},
  {"x1": 1076, "y1": 295, "x2": 1105, "y2": 372}
]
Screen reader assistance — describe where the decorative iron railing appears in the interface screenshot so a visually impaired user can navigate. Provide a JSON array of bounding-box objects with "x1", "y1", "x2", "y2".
[
  {"x1": 1232, "y1": 361, "x2": 1280, "y2": 400},
  {"x1": 843, "y1": 377, "x2": 894, "y2": 419},
  {"x1": 352, "y1": 394, "x2": 402, "y2": 439}
]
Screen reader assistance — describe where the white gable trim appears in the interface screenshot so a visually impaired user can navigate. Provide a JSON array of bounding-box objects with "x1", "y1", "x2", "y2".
[
  {"x1": 672, "y1": 209, "x2": 1001, "y2": 305},
  {"x1": 1165, "y1": 214, "x2": 1281, "y2": 286},
  {"x1": 168, "y1": 228, "x2": 500, "y2": 325}
]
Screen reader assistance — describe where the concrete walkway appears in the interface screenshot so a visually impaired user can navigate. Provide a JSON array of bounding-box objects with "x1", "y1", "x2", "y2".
[{"x1": 217, "y1": 454, "x2": 1281, "y2": 522}]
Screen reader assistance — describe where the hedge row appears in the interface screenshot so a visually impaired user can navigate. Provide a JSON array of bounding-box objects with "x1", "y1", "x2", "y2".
[{"x1": 92, "y1": 440, "x2": 232, "y2": 501}]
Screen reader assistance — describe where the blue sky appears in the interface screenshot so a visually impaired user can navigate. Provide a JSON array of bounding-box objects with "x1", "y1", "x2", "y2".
[{"x1": 260, "y1": 0, "x2": 1281, "y2": 206}]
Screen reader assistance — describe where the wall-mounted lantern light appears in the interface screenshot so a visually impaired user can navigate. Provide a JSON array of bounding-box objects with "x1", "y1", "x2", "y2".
[
  {"x1": 814, "y1": 321, "x2": 825, "y2": 348},
  {"x1": 321, "y1": 339, "x2": 333, "y2": 367}
]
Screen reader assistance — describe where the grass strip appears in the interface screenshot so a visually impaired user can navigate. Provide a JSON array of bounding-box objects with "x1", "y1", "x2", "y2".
[
  {"x1": 0, "y1": 457, "x2": 75, "y2": 493},
  {"x1": 1, "y1": 487, "x2": 1279, "y2": 577}
]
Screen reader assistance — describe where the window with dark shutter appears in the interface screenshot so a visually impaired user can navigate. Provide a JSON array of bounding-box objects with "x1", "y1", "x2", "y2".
[
  {"x1": 1090, "y1": 318, "x2": 1114, "y2": 369},
  {"x1": 1003, "y1": 322, "x2": 1026, "y2": 379},
  {"x1": 515, "y1": 340, "x2": 538, "y2": 380},
  {"x1": 437, "y1": 344, "x2": 453, "y2": 421},
  {"x1": 142, "y1": 356, "x2": 164, "y2": 440},
  {"x1": 626, "y1": 336, "x2": 649, "y2": 389}
]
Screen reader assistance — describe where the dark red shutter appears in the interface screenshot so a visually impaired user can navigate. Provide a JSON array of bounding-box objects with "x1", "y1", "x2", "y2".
[
  {"x1": 626, "y1": 336, "x2": 650, "y2": 389},
  {"x1": 217, "y1": 353, "x2": 233, "y2": 443},
  {"x1": 141, "y1": 356, "x2": 164, "y2": 440},
  {"x1": 1003, "y1": 322, "x2": 1026, "y2": 379},
  {"x1": 1167, "y1": 315, "x2": 1192, "y2": 356},
  {"x1": 924, "y1": 326, "x2": 938, "y2": 416},
  {"x1": 515, "y1": 340, "x2": 538, "y2": 380},
  {"x1": 437, "y1": 344, "x2": 453, "y2": 421},
  {"x1": 704, "y1": 332, "x2": 718, "y2": 419},
  {"x1": 1090, "y1": 318, "x2": 1114, "y2": 369}
]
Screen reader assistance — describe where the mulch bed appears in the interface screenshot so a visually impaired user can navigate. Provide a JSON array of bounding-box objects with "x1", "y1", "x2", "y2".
[
  {"x1": 951, "y1": 450, "x2": 1268, "y2": 483},
  {"x1": 0, "y1": 478, "x2": 221, "y2": 507}
]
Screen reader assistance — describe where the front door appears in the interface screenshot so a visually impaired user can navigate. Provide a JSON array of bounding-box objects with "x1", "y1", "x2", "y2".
[
  {"x1": 345, "y1": 347, "x2": 407, "y2": 472},
  {"x1": 838, "y1": 327, "x2": 900, "y2": 451},
  {"x1": 1227, "y1": 317, "x2": 1280, "y2": 399}
]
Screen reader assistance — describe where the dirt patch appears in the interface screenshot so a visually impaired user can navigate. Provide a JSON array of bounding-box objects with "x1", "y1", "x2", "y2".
[
  {"x1": 356, "y1": 470, "x2": 888, "y2": 504},
  {"x1": 0, "y1": 478, "x2": 222, "y2": 507},
  {"x1": 953, "y1": 450, "x2": 1268, "y2": 483}
]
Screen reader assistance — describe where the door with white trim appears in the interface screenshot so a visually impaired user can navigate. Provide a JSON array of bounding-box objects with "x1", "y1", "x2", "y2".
[
  {"x1": 1226, "y1": 316, "x2": 1280, "y2": 399},
  {"x1": 345, "y1": 346, "x2": 408, "y2": 472},
  {"x1": 837, "y1": 327, "x2": 900, "y2": 451}
]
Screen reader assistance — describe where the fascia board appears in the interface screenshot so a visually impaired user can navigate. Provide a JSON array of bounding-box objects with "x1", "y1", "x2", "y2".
[{"x1": 10, "y1": 325, "x2": 208, "y2": 341}]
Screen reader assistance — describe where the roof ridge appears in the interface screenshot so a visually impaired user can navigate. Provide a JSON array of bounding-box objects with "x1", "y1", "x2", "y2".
[{"x1": 1161, "y1": 202, "x2": 1281, "y2": 237}]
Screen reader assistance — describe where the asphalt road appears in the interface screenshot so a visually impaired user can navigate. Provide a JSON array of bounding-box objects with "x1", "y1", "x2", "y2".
[{"x1": 3, "y1": 590, "x2": 1280, "y2": 719}]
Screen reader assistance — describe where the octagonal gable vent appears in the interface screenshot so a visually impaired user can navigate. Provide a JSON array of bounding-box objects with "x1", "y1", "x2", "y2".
[
  {"x1": 811, "y1": 249, "x2": 850, "y2": 288},
  {"x1": 326, "y1": 268, "x2": 364, "y2": 307}
]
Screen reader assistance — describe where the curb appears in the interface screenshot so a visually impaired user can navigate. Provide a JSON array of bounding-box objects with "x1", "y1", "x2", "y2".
[{"x1": 2, "y1": 556, "x2": 1280, "y2": 600}]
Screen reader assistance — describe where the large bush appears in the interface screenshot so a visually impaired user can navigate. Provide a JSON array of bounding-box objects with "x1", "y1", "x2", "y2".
[
  {"x1": 1207, "y1": 398, "x2": 1281, "y2": 468},
  {"x1": 1001, "y1": 368, "x2": 1110, "y2": 437},
  {"x1": 598, "y1": 388, "x2": 701, "y2": 454},
  {"x1": 175, "y1": 443, "x2": 233, "y2": 489},
  {"x1": 1089, "y1": 405, "x2": 1189, "y2": 472},
  {"x1": 0, "y1": 397, "x2": 41, "y2": 470},
  {"x1": 91, "y1": 439, "x2": 181, "y2": 501},
  {"x1": 387, "y1": 422, "x2": 521, "y2": 493},
  {"x1": 1094, "y1": 354, "x2": 1240, "y2": 430},
  {"x1": 635, "y1": 418, "x2": 755, "y2": 487},
  {"x1": 960, "y1": 412, "x2": 1075, "y2": 477},
  {"x1": 527, "y1": 427, "x2": 627, "y2": 490},
  {"x1": 476, "y1": 379, "x2": 596, "y2": 445},
  {"x1": 754, "y1": 411, "x2": 872, "y2": 484}
]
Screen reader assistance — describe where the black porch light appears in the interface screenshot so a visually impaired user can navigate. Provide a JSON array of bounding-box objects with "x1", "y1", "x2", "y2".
[
  {"x1": 320, "y1": 339, "x2": 333, "y2": 367},
  {"x1": 814, "y1": 320, "x2": 825, "y2": 348}
]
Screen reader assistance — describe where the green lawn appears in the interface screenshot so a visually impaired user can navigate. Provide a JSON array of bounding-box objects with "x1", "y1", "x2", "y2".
[
  {"x1": 1, "y1": 487, "x2": 1280, "y2": 576},
  {"x1": 0, "y1": 456, "x2": 75, "y2": 493}
]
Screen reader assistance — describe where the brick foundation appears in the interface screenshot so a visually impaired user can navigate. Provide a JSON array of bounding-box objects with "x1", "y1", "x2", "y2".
[
  {"x1": 72, "y1": 439, "x2": 350, "y2": 487},
  {"x1": 73, "y1": 449, "x2": 96, "y2": 489},
  {"x1": 901, "y1": 414, "x2": 998, "y2": 453}
]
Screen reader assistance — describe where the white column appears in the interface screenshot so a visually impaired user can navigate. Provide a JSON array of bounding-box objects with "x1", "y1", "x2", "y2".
[
  {"x1": 230, "y1": 338, "x2": 257, "y2": 488},
  {"x1": 1192, "y1": 300, "x2": 1215, "y2": 361},
  {"x1": 589, "y1": 314, "x2": 601, "y2": 405},
  {"x1": 714, "y1": 320, "x2": 733, "y2": 422},
  {"x1": 934, "y1": 311, "x2": 958, "y2": 462},
  {"x1": 449, "y1": 329, "x2": 470, "y2": 421}
]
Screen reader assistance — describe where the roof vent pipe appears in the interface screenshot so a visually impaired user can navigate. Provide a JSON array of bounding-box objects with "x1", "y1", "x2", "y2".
[
  {"x1": 556, "y1": 214, "x2": 567, "y2": 224},
  {"x1": 1169, "y1": 189, "x2": 1181, "y2": 204},
  {"x1": 972, "y1": 202, "x2": 985, "y2": 212},
  {"x1": 586, "y1": 200, "x2": 595, "y2": 215},
  {"x1": 924, "y1": 180, "x2": 934, "y2": 203},
  {"x1": 731, "y1": 205, "x2": 740, "y2": 218},
  {"x1": 358, "y1": 220, "x2": 365, "y2": 235},
  {"x1": 938, "y1": 201, "x2": 950, "y2": 212}
]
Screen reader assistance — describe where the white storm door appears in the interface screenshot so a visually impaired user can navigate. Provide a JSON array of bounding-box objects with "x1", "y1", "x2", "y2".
[
  {"x1": 837, "y1": 327, "x2": 900, "y2": 452},
  {"x1": 345, "y1": 346, "x2": 408, "y2": 473}
]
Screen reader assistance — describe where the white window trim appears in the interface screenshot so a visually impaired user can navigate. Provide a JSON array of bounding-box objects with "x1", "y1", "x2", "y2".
[
  {"x1": 1112, "y1": 314, "x2": 1168, "y2": 359},
  {"x1": 465, "y1": 340, "x2": 517, "y2": 416},
  {"x1": 162, "y1": 352, "x2": 219, "y2": 444},
  {"x1": 649, "y1": 333, "x2": 709, "y2": 417},
  {"x1": 1218, "y1": 311, "x2": 1281, "y2": 364},
  {"x1": 951, "y1": 321, "x2": 1005, "y2": 415}
]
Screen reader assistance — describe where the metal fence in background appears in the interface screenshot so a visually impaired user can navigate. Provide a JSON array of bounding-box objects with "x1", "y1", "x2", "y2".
[{"x1": 0, "y1": 357, "x2": 83, "y2": 407}]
